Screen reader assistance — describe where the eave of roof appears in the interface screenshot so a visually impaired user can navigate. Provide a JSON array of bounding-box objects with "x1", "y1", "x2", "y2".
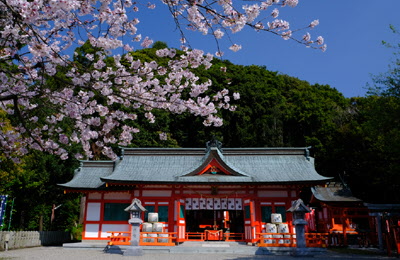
[
  {"x1": 58, "y1": 160, "x2": 115, "y2": 189},
  {"x1": 311, "y1": 185, "x2": 362, "y2": 203},
  {"x1": 59, "y1": 146, "x2": 331, "y2": 189}
]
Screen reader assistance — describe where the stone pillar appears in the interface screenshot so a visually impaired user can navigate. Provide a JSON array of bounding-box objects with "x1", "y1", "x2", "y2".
[
  {"x1": 287, "y1": 199, "x2": 313, "y2": 257},
  {"x1": 376, "y1": 214, "x2": 384, "y2": 251},
  {"x1": 293, "y1": 217, "x2": 308, "y2": 248},
  {"x1": 123, "y1": 198, "x2": 147, "y2": 256}
]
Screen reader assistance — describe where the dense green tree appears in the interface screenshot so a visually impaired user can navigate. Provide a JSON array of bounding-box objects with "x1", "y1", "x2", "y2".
[
  {"x1": 328, "y1": 96, "x2": 400, "y2": 203},
  {"x1": 329, "y1": 26, "x2": 400, "y2": 203},
  {"x1": 0, "y1": 151, "x2": 81, "y2": 232}
]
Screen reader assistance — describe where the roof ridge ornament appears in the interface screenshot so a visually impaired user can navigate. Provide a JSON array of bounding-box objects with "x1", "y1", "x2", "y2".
[
  {"x1": 206, "y1": 137, "x2": 222, "y2": 152},
  {"x1": 305, "y1": 146, "x2": 312, "y2": 161}
]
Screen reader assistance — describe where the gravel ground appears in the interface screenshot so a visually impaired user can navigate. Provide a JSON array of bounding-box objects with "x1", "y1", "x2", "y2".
[{"x1": 0, "y1": 246, "x2": 397, "y2": 260}]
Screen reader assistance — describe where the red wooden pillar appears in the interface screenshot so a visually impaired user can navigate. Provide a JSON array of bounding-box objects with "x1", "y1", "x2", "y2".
[
  {"x1": 341, "y1": 209, "x2": 348, "y2": 246},
  {"x1": 244, "y1": 199, "x2": 257, "y2": 244},
  {"x1": 175, "y1": 199, "x2": 186, "y2": 242}
]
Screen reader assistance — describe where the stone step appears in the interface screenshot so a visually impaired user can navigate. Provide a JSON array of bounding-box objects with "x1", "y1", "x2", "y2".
[{"x1": 64, "y1": 241, "x2": 326, "y2": 256}]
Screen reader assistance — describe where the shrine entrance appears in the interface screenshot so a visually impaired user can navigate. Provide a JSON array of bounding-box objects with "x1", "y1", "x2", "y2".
[{"x1": 185, "y1": 210, "x2": 245, "y2": 241}]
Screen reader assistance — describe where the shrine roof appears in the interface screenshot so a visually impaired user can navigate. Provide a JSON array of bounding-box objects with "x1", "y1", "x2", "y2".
[
  {"x1": 59, "y1": 161, "x2": 114, "y2": 189},
  {"x1": 60, "y1": 144, "x2": 330, "y2": 189},
  {"x1": 311, "y1": 183, "x2": 362, "y2": 203}
]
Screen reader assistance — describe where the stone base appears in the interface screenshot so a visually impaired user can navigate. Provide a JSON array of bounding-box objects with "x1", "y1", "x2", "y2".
[
  {"x1": 123, "y1": 246, "x2": 143, "y2": 256},
  {"x1": 291, "y1": 248, "x2": 315, "y2": 257}
]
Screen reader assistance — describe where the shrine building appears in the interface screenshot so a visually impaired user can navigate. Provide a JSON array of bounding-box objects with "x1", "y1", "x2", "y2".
[{"x1": 60, "y1": 140, "x2": 330, "y2": 244}]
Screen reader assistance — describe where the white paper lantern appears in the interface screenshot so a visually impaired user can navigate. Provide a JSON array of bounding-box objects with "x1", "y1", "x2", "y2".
[
  {"x1": 199, "y1": 198, "x2": 206, "y2": 209},
  {"x1": 192, "y1": 198, "x2": 199, "y2": 209},
  {"x1": 227, "y1": 198, "x2": 235, "y2": 210},
  {"x1": 206, "y1": 198, "x2": 214, "y2": 209},
  {"x1": 185, "y1": 198, "x2": 192, "y2": 210}
]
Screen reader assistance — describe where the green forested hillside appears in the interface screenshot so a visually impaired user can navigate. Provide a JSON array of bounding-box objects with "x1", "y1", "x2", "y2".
[{"x1": 1, "y1": 43, "x2": 399, "y2": 232}]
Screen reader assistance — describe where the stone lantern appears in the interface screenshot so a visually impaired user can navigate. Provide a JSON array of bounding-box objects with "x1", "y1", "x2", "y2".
[
  {"x1": 123, "y1": 198, "x2": 147, "y2": 256},
  {"x1": 287, "y1": 198, "x2": 311, "y2": 256}
]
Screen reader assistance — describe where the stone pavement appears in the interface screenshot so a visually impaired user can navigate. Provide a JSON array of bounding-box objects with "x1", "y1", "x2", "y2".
[{"x1": 0, "y1": 246, "x2": 397, "y2": 260}]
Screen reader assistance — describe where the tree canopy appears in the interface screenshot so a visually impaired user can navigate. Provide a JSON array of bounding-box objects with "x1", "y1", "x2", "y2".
[{"x1": 0, "y1": 0, "x2": 326, "y2": 162}]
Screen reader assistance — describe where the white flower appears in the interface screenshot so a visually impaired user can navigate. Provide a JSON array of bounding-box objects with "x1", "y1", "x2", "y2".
[
  {"x1": 215, "y1": 51, "x2": 224, "y2": 57},
  {"x1": 283, "y1": 0, "x2": 298, "y2": 7},
  {"x1": 309, "y1": 19, "x2": 319, "y2": 28},
  {"x1": 229, "y1": 44, "x2": 242, "y2": 52},
  {"x1": 159, "y1": 132, "x2": 167, "y2": 140},
  {"x1": 316, "y1": 36, "x2": 324, "y2": 45},
  {"x1": 302, "y1": 32, "x2": 311, "y2": 42},
  {"x1": 271, "y1": 8, "x2": 279, "y2": 18},
  {"x1": 213, "y1": 29, "x2": 225, "y2": 39}
]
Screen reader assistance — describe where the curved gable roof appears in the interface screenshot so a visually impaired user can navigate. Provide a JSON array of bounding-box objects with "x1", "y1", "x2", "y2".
[
  {"x1": 60, "y1": 144, "x2": 331, "y2": 189},
  {"x1": 100, "y1": 146, "x2": 329, "y2": 185},
  {"x1": 181, "y1": 147, "x2": 250, "y2": 177}
]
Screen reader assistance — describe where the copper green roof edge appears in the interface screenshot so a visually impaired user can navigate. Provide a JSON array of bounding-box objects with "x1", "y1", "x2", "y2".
[
  {"x1": 101, "y1": 178, "x2": 328, "y2": 185},
  {"x1": 311, "y1": 186, "x2": 362, "y2": 202},
  {"x1": 59, "y1": 146, "x2": 329, "y2": 188},
  {"x1": 120, "y1": 147, "x2": 308, "y2": 153},
  {"x1": 98, "y1": 154, "x2": 330, "y2": 183},
  {"x1": 58, "y1": 160, "x2": 116, "y2": 189},
  {"x1": 121, "y1": 147, "x2": 206, "y2": 156}
]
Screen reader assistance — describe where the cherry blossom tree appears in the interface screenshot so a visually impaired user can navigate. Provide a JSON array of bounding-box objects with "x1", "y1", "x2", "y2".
[{"x1": 0, "y1": 0, "x2": 326, "y2": 161}]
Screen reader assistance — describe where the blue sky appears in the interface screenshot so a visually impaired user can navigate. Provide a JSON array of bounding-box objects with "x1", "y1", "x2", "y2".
[{"x1": 136, "y1": 1, "x2": 400, "y2": 97}]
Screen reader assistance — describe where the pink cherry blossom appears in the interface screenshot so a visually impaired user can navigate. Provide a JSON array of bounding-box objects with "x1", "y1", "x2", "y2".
[
  {"x1": 0, "y1": 0, "x2": 325, "y2": 161},
  {"x1": 310, "y1": 19, "x2": 319, "y2": 28},
  {"x1": 316, "y1": 36, "x2": 324, "y2": 45},
  {"x1": 271, "y1": 8, "x2": 279, "y2": 18},
  {"x1": 283, "y1": 0, "x2": 298, "y2": 7},
  {"x1": 159, "y1": 132, "x2": 168, "y2": 140},
  {"x1": 229, "y1": 44, "x2": 242, "y2": 52},
  {"x1": 303, "y1": 32, "x2": 311, "y2": 42}
]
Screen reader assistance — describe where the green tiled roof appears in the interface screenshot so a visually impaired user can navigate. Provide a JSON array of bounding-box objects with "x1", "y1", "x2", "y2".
[
  {"x1": 59, "y1": 161, "x2": 115, "y2": 189},
  {"x1": 311, "y1": 183, "x2": 362, "y2": 202},
  {"x1": 60, "y1": 146, "x2": 330, "y2": 189}
]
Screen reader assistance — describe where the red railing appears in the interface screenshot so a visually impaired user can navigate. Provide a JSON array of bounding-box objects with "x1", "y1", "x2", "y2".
[
  {"x1": 107, "y1": 231, "x2": 177, "y2": 246},
  {"x1": 140, "y1": 232, "x2": 177, "y2": 246},
  {"x1": 185, "y1": 232, "x2": 245, "y2": 241},
  {"x1": 224, "y1": 233, "x2": 245, "y2": 241},
  {"x1": 257, "y1": 232, "x2": 329, "y2": 248},
  {"x1": 185, "y1": 232, "x2": 205, "y2": 241},
  {"x1": 257, "y1": 233, "x2": 296, "y2": 247}
]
